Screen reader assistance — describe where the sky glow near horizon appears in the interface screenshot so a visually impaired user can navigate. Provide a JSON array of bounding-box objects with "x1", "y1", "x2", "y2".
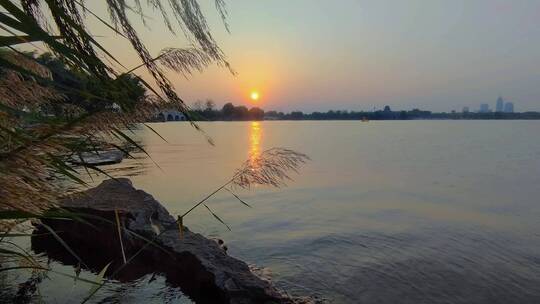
[{"x1": 86, "y1": 0, "x2": 540, "y2": 112}]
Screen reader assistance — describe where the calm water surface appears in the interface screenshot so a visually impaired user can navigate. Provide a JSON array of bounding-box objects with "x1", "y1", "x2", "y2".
[
  {"x1": 122, "y1": 121, "x2": 540, "y2": 303},
  {"x1": 16, "y1": 121, "x2": 540, "y2": 303}
]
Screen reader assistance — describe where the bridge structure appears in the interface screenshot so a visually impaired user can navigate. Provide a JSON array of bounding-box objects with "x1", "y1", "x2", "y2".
[{"x1": 156, "y1": 110, "x2": 186, "y2": 122}]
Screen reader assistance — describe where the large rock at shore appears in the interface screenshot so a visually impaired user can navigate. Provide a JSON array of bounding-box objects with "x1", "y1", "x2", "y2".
[
  {"x1": 32, "y1": 178, "x2": 316, "y2": 304},
  {"x1": 70, "y1": 150, "x2": 124, "y2": 166}
]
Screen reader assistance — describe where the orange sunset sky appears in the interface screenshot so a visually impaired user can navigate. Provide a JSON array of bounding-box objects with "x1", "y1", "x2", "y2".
[{"x1": 83, "y1": 0, "x2": 540, "y2": 112}]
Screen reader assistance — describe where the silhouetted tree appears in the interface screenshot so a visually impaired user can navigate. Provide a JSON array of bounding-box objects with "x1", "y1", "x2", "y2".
[
  {"x1": 192, "y1": 100, "x2": 203, "y2": 111},
  {"x1": 233, "y1": 106, "x2": 249, "y2": 120},
  {"x1": 222, "y1": 102, "x2": 235, "y2": 119},
  {"x1": 199, "y1": 99, "x2": 215, "y2": 119},
  {"x1": 167, "y1": 101, "x2": 540, "y2": 122},
  {"x1": 266, "y1": 110, "x2": 278, "y2": 117},
  {"x1": 248, "y1": 107, "x2": 265, "y2": 120},
  {"x1": 205, "y1": 99, "x2": 216, "y2": 111},
  {"x1": 400, "y1": 111, "x2": 408, "y2": 119},
  {"x1": 290, "y1": 111, "x2": 304, "y2": 120}
]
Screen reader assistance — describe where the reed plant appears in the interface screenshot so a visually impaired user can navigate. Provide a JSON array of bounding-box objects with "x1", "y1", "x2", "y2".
[
  {"x1": 0, "y1": 1, "x2": 309, "y2": 302},
  {"x1": 1, "y1": 0, "x2": 231, "y2": 300}
]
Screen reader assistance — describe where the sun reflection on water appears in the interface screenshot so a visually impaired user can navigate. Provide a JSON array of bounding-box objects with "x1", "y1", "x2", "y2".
[{"x1": 249, "y1": 121, "x2": 262, "y2": 165}]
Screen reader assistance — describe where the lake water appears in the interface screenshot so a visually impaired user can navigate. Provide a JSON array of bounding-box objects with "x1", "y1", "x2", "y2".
[
  {"x1": 9, "y1": 121, "x2": 540, "y2": 303},
  {"x1": 121, "y1": 120, "x2": 540, "y2": 303}
]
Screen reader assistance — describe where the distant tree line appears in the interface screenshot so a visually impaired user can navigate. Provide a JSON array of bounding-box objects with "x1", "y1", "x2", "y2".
[
  {"x1": 188, "y1": 100, "x2": 265, "y2": 121},
  {"x1": 186, "y1": 103, "x2": 540, "y2": 121}
]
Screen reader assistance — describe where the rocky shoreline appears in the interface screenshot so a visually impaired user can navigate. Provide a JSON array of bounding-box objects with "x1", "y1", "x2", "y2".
[{"x1": 32, "y1": 178, "x2": 319, "y2": 304}]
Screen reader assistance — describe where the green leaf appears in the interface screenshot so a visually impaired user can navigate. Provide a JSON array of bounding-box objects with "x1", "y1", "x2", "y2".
[
  {"x1": 110, "y1": 143, "x2": 135, "y2": 159},
  {"x1": 0, "y1": 7, "x2": 82, "y2": 68},
  {"x1": 47, "y1": 153, "x2": 88, "y2": 186},
  {"x1": 41, "y1": 209, "x2": 99, "y2": 230},
  {"x1": 42, "y1": 1, "x2": 126, "y2": 70},
  {"x1": 111, "y1": 127, "x2": 148, "y2": 156},
  {"x1": 0, "y1": 35, "x2": 62, "y2": 47},
  {"x1": 111, "y1": 127, "x2": 163, "y2": 171},
  {"x1": 84, "y1": 163, "x2": 117, "y2": 181},
  {"x1": 0, "y1": 210, "x2": 38, "y2": 220}
]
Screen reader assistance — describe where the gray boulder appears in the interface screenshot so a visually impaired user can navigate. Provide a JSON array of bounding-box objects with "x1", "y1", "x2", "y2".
[{"x1": 32, "y1": 178, "x2": 318, "y2": 304}]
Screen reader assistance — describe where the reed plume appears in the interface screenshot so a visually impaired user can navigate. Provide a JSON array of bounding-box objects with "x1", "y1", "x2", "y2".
[
  {"x1": 181, "y1": 148, "x2": 310, "y2": 219},
  {"x1": 232, "y1": 148, "x2": 310, "y2": 189}
]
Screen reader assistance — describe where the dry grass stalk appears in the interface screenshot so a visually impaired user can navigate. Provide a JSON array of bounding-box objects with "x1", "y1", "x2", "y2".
[
  {"x1": 232, "y1": 148, "x2": 310, "y2": 189},
  {"x1": 180, "y1": 148, "x2": 310, "y2": 220},
  {"x1": 114, "y1": 209, "x2": 127, "y2": 264}
]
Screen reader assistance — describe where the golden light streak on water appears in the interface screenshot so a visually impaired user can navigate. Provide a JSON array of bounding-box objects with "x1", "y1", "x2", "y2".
[{"x1": 249, "y1": 121, "x2": 262, "y2": 167}]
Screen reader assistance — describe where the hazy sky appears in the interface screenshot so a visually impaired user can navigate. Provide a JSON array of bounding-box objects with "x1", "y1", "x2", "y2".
[{"x1": 88, "y1": 0, "x2": 540, "y2": 112}]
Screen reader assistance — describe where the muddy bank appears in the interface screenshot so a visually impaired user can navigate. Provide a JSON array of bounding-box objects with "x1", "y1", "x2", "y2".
[{"x1": 32, "y1": 178, "x2": 319, "y2": 304}]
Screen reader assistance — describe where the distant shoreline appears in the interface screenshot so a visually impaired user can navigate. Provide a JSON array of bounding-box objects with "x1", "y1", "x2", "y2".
[
  {"x1": 150, "y1": 118, "x2": 540, "y2": 123},
  {"x1": 153, "y1": 103, "x2": 540, "y2": 122},
  {"x1": 150, "y1": 113, "x2": 540, "y2": 123}
]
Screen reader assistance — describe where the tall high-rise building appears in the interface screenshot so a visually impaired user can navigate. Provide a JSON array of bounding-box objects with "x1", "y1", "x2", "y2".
[
  {"x1": 496, "y1": 96, "x2": 504, "y2": 112},
  {"x1": 504, "y1": 102, "x2": 514, "y2": 113},
  {"x1": 462, "y1": 106, "x2": 470, "y2": 113},
  {"x1": 479, "y1": 104, "x2": 490, "y2": 113}
]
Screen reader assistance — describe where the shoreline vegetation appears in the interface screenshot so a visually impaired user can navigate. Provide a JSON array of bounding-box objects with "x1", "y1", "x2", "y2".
[
  {"x1": 160, "y1": 102, "x2": 540, "y2": 122},
  {"x1": 0, "y1": 1, "x2": 312, "y2": 303}
]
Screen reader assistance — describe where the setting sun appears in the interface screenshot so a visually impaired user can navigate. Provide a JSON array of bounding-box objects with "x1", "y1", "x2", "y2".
[{"x1": 250, "y1": 91, "x2": 260, "y2": 102}]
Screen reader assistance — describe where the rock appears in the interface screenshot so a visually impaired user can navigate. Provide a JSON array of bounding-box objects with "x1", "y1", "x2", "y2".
[
  {"x1": 70, "y1": 150, "x2": 124, "y2": 166},
  {"x1": 31, "y1": 178, "x2": 319, "y2": 304}
]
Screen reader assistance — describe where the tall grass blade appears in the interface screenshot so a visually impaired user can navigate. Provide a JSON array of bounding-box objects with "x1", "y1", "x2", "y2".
[
  {"x1": 0, "y1": 266, "x2": 47, "y2": 273},
  {"x1": 224, "y1": 187, "x2": 252, "y2": 208},
  {"x1": 204, "y1": 204, "x2": 231, "y2": 231},
  {"x1": 143, "y1": 123, "x2": 168, "y2": 143},
  {"x1": 178, "y1": 216, "x2": 184, "y2": 239},
  {"x1": 48, "y1": 269, "x2": 103, "y2": 286},
  {"x1": 40, "y1": 223, "x2": 86, "y2": 269},
  {"x1": 87, "y1": 262, "x2": 111, "y2": 299},
  {"x1": 114, "y1": 209, "x2": 127, "y2": 264}
]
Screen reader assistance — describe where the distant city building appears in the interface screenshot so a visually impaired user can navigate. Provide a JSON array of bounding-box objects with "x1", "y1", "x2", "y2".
[
  {"x1": 462, "y1": 106, "x2": 470, "y2": 113},
  {"x1": 504, "y1": 102, "x2": 514, "y2": 113},
  {"x1": 496, "y1": 96, "x2": 504, "y2": 112},
  {"x1": 479, "y1": 103, "x2": 490, "y2": 113}
]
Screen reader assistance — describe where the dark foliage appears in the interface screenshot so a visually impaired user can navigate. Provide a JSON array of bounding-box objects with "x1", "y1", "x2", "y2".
[{"x1": 184, "y1": 102, "x2": 540, "y2": 121}]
